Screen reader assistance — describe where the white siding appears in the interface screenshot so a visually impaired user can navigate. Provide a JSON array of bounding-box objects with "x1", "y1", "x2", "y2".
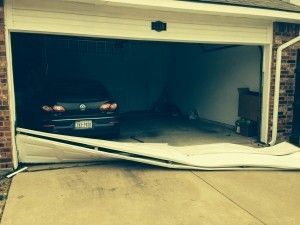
[{"x1": 6, "y1": 0, "x2": 272, "y2": 45}]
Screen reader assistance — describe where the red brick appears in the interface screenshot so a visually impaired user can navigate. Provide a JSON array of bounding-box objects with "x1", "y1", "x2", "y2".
[
  {"x1": 269, "y1": 22, "x2": 300, "y2": 142},
  {"x1": 0, "y1": 4, "x2": 12, "y2": 168}
]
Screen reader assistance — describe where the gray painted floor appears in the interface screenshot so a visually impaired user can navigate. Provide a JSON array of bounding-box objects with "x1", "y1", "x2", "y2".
[
  {"x1": 119, "y1": 115, "x2": 258, "y2": 147},
  {"x1": 2, "y1": 163, "x2": 300, "y2": 225}
]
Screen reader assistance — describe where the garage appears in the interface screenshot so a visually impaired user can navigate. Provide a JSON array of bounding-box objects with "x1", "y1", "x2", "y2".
[
  {"x1": 3, "y1": 0, "x2": 282, "y2": 167},
  {"x1": 12, "y1": 32, "x2": 262, "y2": 143}
]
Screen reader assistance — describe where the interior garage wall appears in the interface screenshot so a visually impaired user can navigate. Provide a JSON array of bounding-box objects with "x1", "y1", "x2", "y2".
[
  {"x1": 45, "y1": 38, "x2": 170, "y2": 113},
  {"x1": 11, "y1": 34, "x2": 47, "y2": 127},
  {"x1": 169, "y1": 45, "x2": 261, "y2": 126},
  {"x1": 12, "y1": 35, "x2": 46, "y2": 97}
]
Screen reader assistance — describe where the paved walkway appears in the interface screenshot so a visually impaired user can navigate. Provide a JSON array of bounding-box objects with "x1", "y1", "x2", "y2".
[{"x1": 2, "y1": 162, "x2": 300, "y2": 225}]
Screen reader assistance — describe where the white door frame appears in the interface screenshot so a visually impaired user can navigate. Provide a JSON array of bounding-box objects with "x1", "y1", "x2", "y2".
[{"x1": 4, "y1": 1, "x2": 273, "y2": 169}]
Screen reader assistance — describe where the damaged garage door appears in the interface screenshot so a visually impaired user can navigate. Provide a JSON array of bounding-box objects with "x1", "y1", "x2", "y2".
[{"x1": 16, "y1": 128, "x2": 300, "y2": 170}]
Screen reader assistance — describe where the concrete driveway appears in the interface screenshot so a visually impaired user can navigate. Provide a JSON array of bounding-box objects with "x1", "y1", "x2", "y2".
[{"x1": 1, "y1": 162, "x2": 300, "y2": 225}]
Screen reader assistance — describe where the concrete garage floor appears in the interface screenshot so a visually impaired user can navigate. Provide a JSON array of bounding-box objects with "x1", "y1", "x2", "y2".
[
  {"x1": 118, "y1": 115, "x2": 259, "y2": 147},
  {"x1": 2, "y1": 162, "x2": 300, "y2": 225}
]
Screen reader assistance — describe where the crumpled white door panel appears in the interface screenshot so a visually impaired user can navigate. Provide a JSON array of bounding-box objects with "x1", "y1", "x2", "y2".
[{"x1": 16, "y1": 128, "x2": 300, "y2": 170}]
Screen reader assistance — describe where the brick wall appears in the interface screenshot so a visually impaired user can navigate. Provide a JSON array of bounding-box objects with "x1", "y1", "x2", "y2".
[
  {"x1": 269, "y1": 22, "x2": 300, "y2": 142},
  {"x1": 0, "y1": 2, "x2": 13, "y2": 169}
]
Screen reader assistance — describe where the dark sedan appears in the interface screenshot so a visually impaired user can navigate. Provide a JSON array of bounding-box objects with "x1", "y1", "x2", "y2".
[{"x1": 35, "y1": 79, "x2": 120, "y2": 138}]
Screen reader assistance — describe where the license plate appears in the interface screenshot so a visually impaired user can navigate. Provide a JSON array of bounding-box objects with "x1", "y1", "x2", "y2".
[{"x1": 74, "y1": 120, "x2": 93, "y2": 130}]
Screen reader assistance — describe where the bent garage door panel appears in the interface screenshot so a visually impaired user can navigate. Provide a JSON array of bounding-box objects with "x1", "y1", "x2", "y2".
[
  {"x1": 16, "y1": 128, "x2": 300, "y2": 170},
  {"x1": 7, "y1": 0, "x2": 271, "y2": 44}
]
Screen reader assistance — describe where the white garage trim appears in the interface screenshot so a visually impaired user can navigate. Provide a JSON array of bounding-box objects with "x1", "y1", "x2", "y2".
[
  {"x1": 260, "y1": 32, "x2": 274, "y2": 144},
  {"x1": 6, "y1": 0, "x2": 273, "y2": 45},
  {"x1": 4, "y1": 0, "x2": 275, "y2": 168}
]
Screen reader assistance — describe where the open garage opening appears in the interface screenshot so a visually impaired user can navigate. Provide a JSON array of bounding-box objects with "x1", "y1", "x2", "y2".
[{"x1": 11, "y1": 33, "x2": 263, "y2": 147}]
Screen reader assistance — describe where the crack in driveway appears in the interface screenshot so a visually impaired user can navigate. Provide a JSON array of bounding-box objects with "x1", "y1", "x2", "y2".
[{"x1": 190, "y1": 171, "x2": 266, "y2": 225}]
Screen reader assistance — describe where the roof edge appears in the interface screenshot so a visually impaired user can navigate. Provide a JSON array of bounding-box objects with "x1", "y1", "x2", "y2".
[
  {"x1": 63, "y1": 0, "x2": 300, "y2": 22},
  {"x1": 180, "y1": 0, "x2": 300, "y2": 13}
]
